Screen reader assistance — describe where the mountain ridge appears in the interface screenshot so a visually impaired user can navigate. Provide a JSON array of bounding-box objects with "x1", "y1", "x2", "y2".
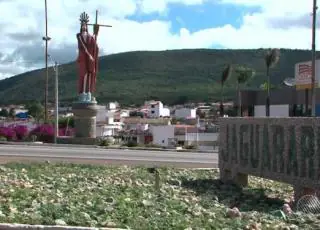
[{"x1": 0, "y1": 48, "x2": 316, "y2": 106}]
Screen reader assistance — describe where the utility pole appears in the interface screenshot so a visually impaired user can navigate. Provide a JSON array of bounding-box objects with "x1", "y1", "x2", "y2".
[
  {"x1": 54, "y1": 61, "x2": 59, "y2": 143},
  {"x1": 48, "y1": 54, "x2": 58, "y2": 143},
  {"x1": 43, "y1": 0, "x2": 51, "y2": 123},
  {"x1": 311, "y1": 0, "x2": 317, "y2": 116}
]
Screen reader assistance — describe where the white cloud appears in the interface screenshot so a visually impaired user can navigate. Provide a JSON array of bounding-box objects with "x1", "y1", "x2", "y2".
[
  {"x1": 0, "y1": 0, "x2": 319, "y2": 79},
  {"x1": 138, "y1": 0, "x2": 205, "y2": 14}
]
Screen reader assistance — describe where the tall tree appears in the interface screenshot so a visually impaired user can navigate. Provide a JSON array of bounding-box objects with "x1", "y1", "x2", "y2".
[
  {"x1": 26, "y1": 102, "x2": 44, "y2": 122},
  {"x1": 265, "y1": 49, "x2": 280, "y2": 116},
  {"x1": 220, "y1": 64, "x2": 233, "y2": 117},
  {"x1": 9, "y1": 108, "x2": 15, "y2": 118},
  {"x1": 0, "y1": 109, "x2": 9, "y2": 117},
  {"x1": 234, "y1": 65, "x2": 255, "y2": 117}
]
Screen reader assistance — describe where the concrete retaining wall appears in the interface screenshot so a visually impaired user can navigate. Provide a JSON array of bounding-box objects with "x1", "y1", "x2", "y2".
[{"x1": 218, "y1": 117, "x2": 320, "y2": 200}]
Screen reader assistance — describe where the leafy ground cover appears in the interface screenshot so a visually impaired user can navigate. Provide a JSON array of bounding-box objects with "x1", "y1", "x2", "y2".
[{"x1": 0, "y1": 163, "x2": 318, "y2": 229}]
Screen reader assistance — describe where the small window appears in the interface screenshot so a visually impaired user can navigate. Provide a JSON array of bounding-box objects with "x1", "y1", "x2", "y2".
[
  {"x1": 151, "y1": 105, "x2": 155, "y2": 108},
  {"x1": 151, "y1": 111, "x2": 155, "y2": 114},
  {"x1": 162, "y1": 140, "x2": 165, "y2": 143}
]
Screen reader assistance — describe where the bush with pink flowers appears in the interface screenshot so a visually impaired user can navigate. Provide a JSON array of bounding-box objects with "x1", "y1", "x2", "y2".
[
  {"x1": 0, "y1": 127, "x2": 16, "y2": 141},
  {"x1": 14, "y1": 125, "x2": 29, "y2": 140},
  {"x1": 0, "y1": 124, "x2": 74, "y2": 143},
  {"x1": 30, "y1": 124, "x2": 74, "y2": 143},
  {"x1": 29, "y1": 124, "x2": 55, "y2": 143}
]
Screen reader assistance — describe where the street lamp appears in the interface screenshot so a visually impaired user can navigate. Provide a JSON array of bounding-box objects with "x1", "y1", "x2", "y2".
[{"x1": 48, "y1": 54, "x2": 59, "y2": 143}]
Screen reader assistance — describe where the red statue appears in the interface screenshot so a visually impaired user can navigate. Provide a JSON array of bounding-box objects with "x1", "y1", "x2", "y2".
[{"x1": 76, "y1": 12, "x2": 99, "y2": 100}]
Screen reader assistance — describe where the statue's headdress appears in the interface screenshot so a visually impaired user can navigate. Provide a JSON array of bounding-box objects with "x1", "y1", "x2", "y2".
[{"x1": 79, "y1": 12, "x2": 89, "y2": 25}]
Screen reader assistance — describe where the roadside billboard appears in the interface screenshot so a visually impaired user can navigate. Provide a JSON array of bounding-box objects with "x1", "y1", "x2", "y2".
[{"x1": 294, "y1": 60, "x2": 320, "y2": 90}]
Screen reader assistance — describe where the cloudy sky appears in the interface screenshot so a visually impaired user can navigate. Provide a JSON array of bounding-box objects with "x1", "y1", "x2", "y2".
[{"x1": 0, "y1": 0, "x2": 318, "y2": 79}]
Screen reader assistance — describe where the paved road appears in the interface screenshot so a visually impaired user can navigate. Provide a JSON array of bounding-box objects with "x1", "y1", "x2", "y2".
[{"x1": 0, "y1": 145, "x2": 219, "y2": 168}]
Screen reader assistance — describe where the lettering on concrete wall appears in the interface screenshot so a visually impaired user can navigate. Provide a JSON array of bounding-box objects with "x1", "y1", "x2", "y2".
[{"x1": 219, "y1": 119, "x2": 320, "y2": 182}]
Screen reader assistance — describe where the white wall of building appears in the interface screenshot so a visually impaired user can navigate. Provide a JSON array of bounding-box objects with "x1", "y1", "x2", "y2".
[
  {"x1": 96, "y1": 123, "x2": 123, "y2": 137},
  {"x1": 174, "y1": 108, "x2": 196, "y2": 119},
  {"x1": 175, "y1": 132, "x2": 219, "y2": 151},
  {"x1": 175, "y1": 132, "x2": 219, "y2": 142},
  {"x1": 106, "y1": 112, "x2": 124, "y2": 125},
  {"x1": 161, "y1": 108, "x2": 170, "y2": 117},
  {"x1": 96, "y1": 126, "x2": 112, "y2": 137},
  {"x1": 107, "y1": 116, "x2": 114, "y2": 125},
  {"x1": 147, "y1": 101, "x2": 170, "y2": 118},
  {"x1": 254, "y1": 105, "x2": 289, "y2": 117},
  {"x1": 148, "y1": 101, "x2": 162, "y2": 118},
  {"x1": 96, "y1": 106, "x2": 107, "y2": 122},
  {"x1": 120, "y1": 110, "x2": 130, "y2": 117},
  {"x1": 126, "y1": 123, "x2": 148, "y2": 131},
  {"x1": 108, "y1": 102, "x2": 119, "y2": 111},
  {"x1": 150, "y1": 125, "x2": 175, "y2": 147}
]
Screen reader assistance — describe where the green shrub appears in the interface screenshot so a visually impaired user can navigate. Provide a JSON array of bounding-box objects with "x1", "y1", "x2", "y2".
[
  {"x1": 127, "y1": 141, "x2": 138, "y2": 147},
  {"x1": 59, "y1": 117, "x2": 74, "y2": 128},
  {"x1": 99, "y1": 139, "x2": 110, "y2": 147}
]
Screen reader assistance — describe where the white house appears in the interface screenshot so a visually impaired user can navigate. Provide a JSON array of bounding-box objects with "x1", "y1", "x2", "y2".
[
  {"x1": 96, "y1": 123, "x2": 123, "y2": 137},
  {"x1": 175, "y1": 132, "x2": 219, "y2": 151},
  {"x1": 120, "y1": 110, "x2": 130, "y2": 118},
  {"x1": 174, "y1": 108, "x2": 196, "y2": 119},
  {"x1": 108, "y1": 102, "x2": 119, "y2": 111},
  {"x1": 95, "y1": 104, "x2": 125, "y2": 137},
  {"x1": 146, "y1": 101, "x2": 170, "y2": 118},
  {"x1": 150, "y1": 125, "x2": 175, "y2": 147},
  {"x1": 123, "y1": 117, "x2": 170, "y2": 131},
  {"x1": 149, "y1": 124, "x2": 219, "y2": 150}
]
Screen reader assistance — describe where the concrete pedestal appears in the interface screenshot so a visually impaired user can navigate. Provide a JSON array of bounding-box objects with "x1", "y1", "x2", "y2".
[{"x1": 57, "y1": 101, "x2": 98, "y2": 145}]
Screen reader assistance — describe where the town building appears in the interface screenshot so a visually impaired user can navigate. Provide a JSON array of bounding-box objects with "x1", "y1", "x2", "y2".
[
  {"x1": 239, "y1": 87, "x2": 320, "y2": 117},
  {"x1": 149, "y1": 124, "x2": 219, "y2": 150},
  {"x1": 174, "y1": 108, "x2": 196, "y2": 119},
  {"x1": 145, "y1": 101, "x2": 170, "y2": 118}
]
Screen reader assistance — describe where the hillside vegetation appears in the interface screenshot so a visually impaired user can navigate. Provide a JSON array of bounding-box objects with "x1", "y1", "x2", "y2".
[{"x1": 0, "y1": 48, "x2": 316, "y2": 105}]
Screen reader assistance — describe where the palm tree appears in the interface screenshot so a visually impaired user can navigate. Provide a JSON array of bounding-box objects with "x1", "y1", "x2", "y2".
[
  {"x1": 220, "y1": 64, "x2": 233, "y2": 117},
  {"x1": 265, "y1": 49, "x2": 280, "y2": 116},
  {"x1": 234, "y1": 65, "x2": 255, "y2": 116}
]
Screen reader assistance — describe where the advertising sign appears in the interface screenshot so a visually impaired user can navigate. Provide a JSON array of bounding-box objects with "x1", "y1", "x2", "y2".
[{"x1": 294, "y1": 60, "x2": 320, "y2": 90}]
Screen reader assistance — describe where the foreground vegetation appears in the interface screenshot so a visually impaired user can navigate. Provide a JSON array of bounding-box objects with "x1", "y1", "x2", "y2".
[
  {"x1": 0, "y1": 163, "x2": 318, "y2": 229},
  {"x1": 0, "y1": 49, "x2": 318, "y2": 105}
]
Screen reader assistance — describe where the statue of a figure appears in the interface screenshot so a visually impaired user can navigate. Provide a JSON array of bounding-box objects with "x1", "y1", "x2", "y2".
[{"x1": 76, "y1": 12, "x2": 99, "y2": 102}]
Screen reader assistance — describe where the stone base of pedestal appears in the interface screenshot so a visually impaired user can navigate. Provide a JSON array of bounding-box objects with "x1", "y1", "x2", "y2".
[
  {"x1": 72, "y1": 101, "x2": 98, "y2": 139},
  {"x1": 57, "y1": 136, "x2": 97, "y2": 145}
]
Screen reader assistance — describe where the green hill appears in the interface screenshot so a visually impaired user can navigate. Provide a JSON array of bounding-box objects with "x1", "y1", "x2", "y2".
[{"x1": 0, "y1": 48, "x2": 316, "y2": 106}]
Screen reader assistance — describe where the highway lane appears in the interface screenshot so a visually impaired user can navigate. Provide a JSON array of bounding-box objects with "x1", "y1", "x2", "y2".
[{"x1": 0, "y1": 145, "x2": 219, "y2": 168}]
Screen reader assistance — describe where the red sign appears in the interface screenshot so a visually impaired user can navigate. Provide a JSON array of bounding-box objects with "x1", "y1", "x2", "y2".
[{"x1": 298, "y1": 64, "x2": 311, "y2": 77}]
